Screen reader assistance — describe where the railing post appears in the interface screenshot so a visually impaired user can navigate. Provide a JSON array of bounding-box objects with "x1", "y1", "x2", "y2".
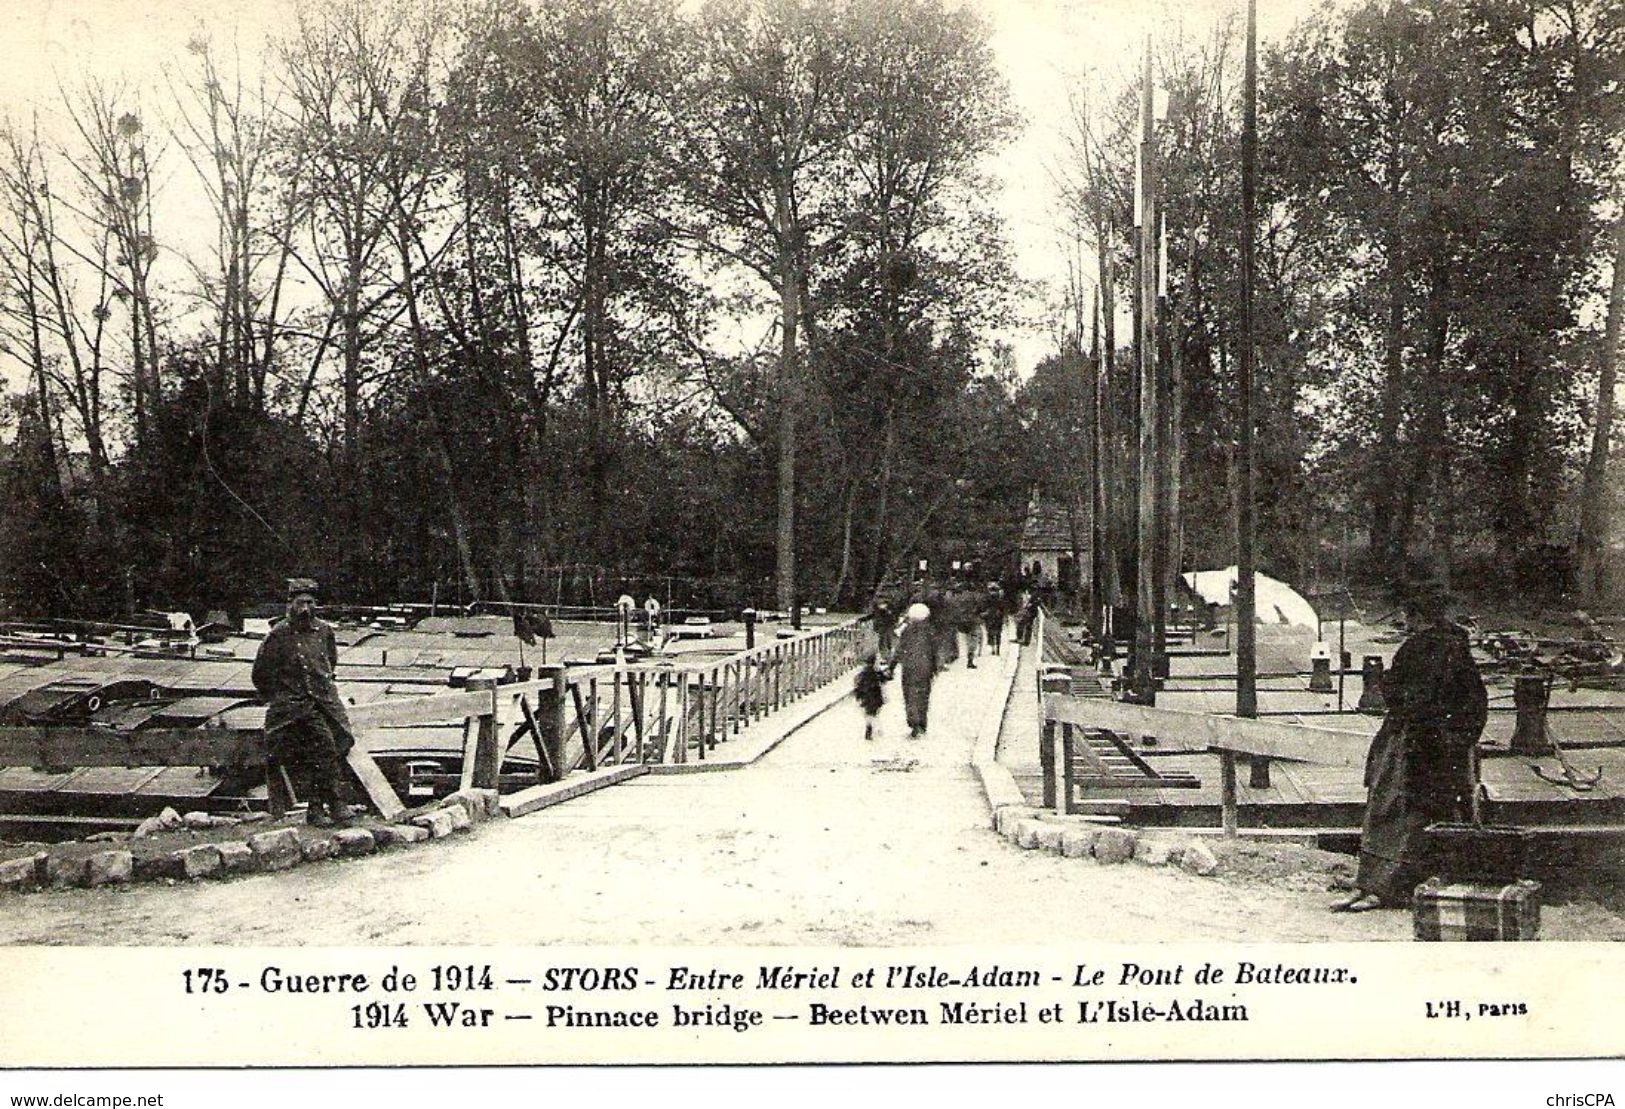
[
  {"x1": 461, "y1": 678, "x2": 501, "y2": 792},
  {"x1": 1041, "y1": 718, "x2": 1057, "y2": 811},
  {"x1": 1220, "y1": 750, "x2": 1239, "y2": 838},
  {"x1": 588, "y1": 677, "x2": 600, "y2": 769},
  {"x1": 705, "y1": 666, "x2": 718, "y2": 754},
  {"x1": 611, "y1": 670, "x2": 623, "y2": 765},
  {"x1": 655, "y1": 671, "x2": 669, "y2": 763},
  {"x1": 676, "y1": 673, "x2": 689, "y2": 764},
  {"x1": 1061, "y1": 724, "x2": 1077, "y2": 816},
  {"x1": 547, "y1": 665, "x2": 568, "y2": 783}
]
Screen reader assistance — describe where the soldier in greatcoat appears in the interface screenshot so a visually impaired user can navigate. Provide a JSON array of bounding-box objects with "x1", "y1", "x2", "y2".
[{"x1": 251, "y1": 578, "x2": 357, "y2": 826}]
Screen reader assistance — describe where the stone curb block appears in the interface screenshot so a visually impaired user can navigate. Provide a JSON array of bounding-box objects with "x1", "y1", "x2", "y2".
[
  {"x1": 1060, "y1": 827, "x2": 1100, "y2": 859},
  {"x1": 443, "y1": 789, "x2": 499, "y2": 821},
  {"x1": 248, "y1": 828, "x2": 302, "y2": 872},
  {"x1": 1178, "y1": 840, "x2": 1219, "y2": 876},
  {"x1": 1013, "y1": 819, "x2": 1045, "y2": 849},
  {"x1": 375, "y1": 824, "x2": 429, "y2": 847},
  {"x1": 0, "y1": 854, "x2": 41, "y2": 889},
  {"x1": 411, "y1": 810, "x2": 457, "y2": 839},
  {"x1": 445, "y1": 806, "x2": 473, "y2": 833},
  {"x1": 46, "y1": 854, "x2": 89, "y2": 887},
  {"x1": 1134, "y1": 838, "x2": 1175, "y2": 867},
  {"x1": 994, "y1": 805, "x2": 1035, "y2": 837},
  {"x1": 183, "y1": 811, "x2": 213, "y2": 829},
  {"x1": 333, "y1": 829, "x2": 377, "y2": 856},
  {"x1": 1093, "y1": 827, "x2": 1137, "y2": 864},
  {"x1": 301, "y1": 837, "x2": 336, "y2": 862},
  {"x1": 1035, "y1": 825, "x2": 1065, "y2": 852},
  {"x1": 217, "y1": 842, "x2": 254, "y2": 873},
  {"x1": 85, "y1": 850, "x2": 133, "y2": 887},
  {"x1": 170, "y1": 844, "x2": 222, "y2": 880}
]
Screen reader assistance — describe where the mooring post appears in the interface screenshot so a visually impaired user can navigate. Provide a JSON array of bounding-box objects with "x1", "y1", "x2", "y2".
[
  {"x1": 1509, "y1": 672, "x2": 1555, "y2": 755},
  {"x1": 1356, "y1": 655, "x2": 1386, "y2": 714},
  {"x1": 1308, "y1": 642, "x2": 1334, "y2": 693}
]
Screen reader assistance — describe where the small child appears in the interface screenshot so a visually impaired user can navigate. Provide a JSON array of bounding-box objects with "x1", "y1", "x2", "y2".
[{"x1": 854, "y1": 653, "x2": 887, "y2": 741}]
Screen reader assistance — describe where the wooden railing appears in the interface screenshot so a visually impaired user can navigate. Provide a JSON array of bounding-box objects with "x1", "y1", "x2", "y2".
[{"x1": 341, "y1": 615, "x2": 872, "y2": 809}]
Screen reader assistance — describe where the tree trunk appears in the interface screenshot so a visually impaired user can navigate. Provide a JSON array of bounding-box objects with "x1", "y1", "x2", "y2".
[
  {"x1": 832, "y1": 472, "x2": 857, "y2": 605},
  {"x1": 1576, "y1": 211, "x2": 1623, "y2": 601},
  {"x1": 1401, "y1": 269, "x2": 1450, "y2": 557},
  {"x1": 774, "y1": 183, "x2": 799, "y2": 612},
  {"x1": 871, "y1": 403, "x2": 896, "y2": 588}
]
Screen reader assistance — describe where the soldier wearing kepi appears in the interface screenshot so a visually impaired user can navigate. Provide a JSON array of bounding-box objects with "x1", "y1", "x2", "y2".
[
  {"x1": 1333, "y1": 574, "x2": 1487, "y2": 912},
  {"x1": 252, "y1": 578, "x2": 356, "y2": 827}
]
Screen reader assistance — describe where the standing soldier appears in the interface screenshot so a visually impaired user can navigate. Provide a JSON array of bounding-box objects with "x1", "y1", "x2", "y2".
[
  {"x1": 252, "y1": 578, "x2": 357, "y2": 827},
  {"x1": 1333, "y1": 575, "x2": 1487, "y2": 912}
]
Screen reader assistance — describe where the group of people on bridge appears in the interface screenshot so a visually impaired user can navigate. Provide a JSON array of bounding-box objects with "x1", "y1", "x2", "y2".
[{"x1": 856, "y1": 579, "x2": 1039, "y2": 741}]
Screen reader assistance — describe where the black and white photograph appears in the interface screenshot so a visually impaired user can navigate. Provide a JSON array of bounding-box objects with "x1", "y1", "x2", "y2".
[{"x1": 0, "y1": 0, "x2": 1621, "y2": 1076}]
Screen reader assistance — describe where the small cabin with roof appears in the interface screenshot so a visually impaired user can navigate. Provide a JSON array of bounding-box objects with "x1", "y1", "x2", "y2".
[{"x1": 1019, "y1": 492, "x2": 1086, "y2": 593}]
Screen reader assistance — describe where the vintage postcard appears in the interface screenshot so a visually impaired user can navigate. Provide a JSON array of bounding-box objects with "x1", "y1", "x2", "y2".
[{"x1": 0, "y1": 0, "x2": 1621, "y2": 1075}]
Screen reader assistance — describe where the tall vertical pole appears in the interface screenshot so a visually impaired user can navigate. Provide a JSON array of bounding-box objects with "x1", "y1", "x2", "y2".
[
  {"x1": 1237, "y1": 0, "x2": 1259, "y2": 720},
  {"x1": 1089, "y1": 287, "x2": 1105, "y2": 644},
  {"x1": 1075, "y1": 246, "x2": 1095, "y2": 614},
  {"x1": 1098, "y1": 234, "x2": 1119, "y2": 660},
  {"x1": 1133, "y1": 36, "x2": 1160, "y2": 704},
  {"x1": 1155, "y1": 213, "x2": 1173, "y2": 665}
]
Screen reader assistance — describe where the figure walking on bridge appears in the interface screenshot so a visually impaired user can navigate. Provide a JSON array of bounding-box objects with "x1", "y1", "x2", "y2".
[
  {"x1": 981, "y1": 583, "x2": 1007, "y2": 657},
  {"x1": 1333, "y1": 575, "x2": 1487, "y2": 913},
  {"x1": 854, "y1": 654, "x2": 888, "y2": 741},
  {"x1": 252, "y1": 578, "x2": 357, "y2": 827},
  {"x1": 895, "y1": 602, "x2": 939, "y2": 738}
]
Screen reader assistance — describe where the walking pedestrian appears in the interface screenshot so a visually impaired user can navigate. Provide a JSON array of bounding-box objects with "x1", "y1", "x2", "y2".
[
  {"x1": 926, "y1": 588, "x2": 958, "y2": 670},
  {"x1": 954, "y1": 587, "x2": 981, "y2": 669},
  {"x1": 854, "y1": 653, "x2": 887, "y2": 741},
  {"x1": 1014, "y1": 590, "x2": 1038, "y2": 646},
  {"x1": 871, "y1": 595, "x2": 897, "y2": 657},
  {"x1": 981, "y1": 583, "x2": 1007, "y2": 656},
  {"x1": 895, "y1": 602, "x2": 939, "y2": 738}
]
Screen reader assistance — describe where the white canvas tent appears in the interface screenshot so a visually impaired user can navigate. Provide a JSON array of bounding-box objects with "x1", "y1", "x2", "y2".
[{"x1": 1182, "y1": 566, "x2": 1319, "y2": 629}]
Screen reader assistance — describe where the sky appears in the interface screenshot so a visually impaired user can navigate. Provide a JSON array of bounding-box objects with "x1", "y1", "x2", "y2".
[{"x1": 0, "y1": 0, "x2": 1321, "y2": 392}]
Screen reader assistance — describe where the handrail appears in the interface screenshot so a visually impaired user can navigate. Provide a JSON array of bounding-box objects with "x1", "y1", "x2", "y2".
[{"x1": 347, "y1": 615, "x2": 875, "y2": 802}]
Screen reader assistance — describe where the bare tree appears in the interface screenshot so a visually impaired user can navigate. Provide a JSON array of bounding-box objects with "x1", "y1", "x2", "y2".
[
  {"x1": 168, "y1": 35, "x2": 304, "y2": 409},
  {"x1": 675, "y1": 0, "x2": 857, "y2": 610}
]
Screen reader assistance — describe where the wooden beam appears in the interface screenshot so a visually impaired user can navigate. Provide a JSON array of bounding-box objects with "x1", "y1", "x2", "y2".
[
  {"x1": 349, "y1": 688, "x2": 498, "y2": 728},
  {"x1": 0, "y1": 726, "x2": 264, "y2": 769},
  {"x1": 345, "y1": 746, "x2": 405, "y2": 820},
  {"x1": 519, "y1": 696, "x2": 555, "y2": 783},
  {"x1": 1042, "y1": 693, "x2": 1366, "y2": 767}
]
